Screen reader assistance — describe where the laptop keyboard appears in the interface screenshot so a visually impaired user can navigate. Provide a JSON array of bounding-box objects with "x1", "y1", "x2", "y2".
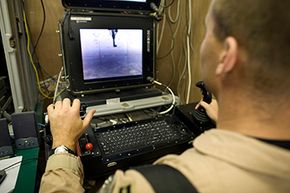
[{"x1": 95, "y1": 116, "x2": 192, "y2": 156}]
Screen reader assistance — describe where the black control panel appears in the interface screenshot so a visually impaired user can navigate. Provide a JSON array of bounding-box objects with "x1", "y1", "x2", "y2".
[
  {"x1": 78, "y1": 114, "x2": 196, "y2": 179},
  {"x1": 45, "y1": 81, "x2": 216, "y2": 179},
  {"x1": 76, "y1": 81, "x2": 216, "y2": 179}
]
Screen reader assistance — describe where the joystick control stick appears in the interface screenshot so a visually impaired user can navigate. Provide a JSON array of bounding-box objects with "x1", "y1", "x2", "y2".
[{"x1": 190, "y1": 81, "x2": 216, "y2": 131}]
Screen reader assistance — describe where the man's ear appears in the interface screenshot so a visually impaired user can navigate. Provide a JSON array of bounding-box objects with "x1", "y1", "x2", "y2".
[{"x1": 216, "y1": 37, "x2": 238, "y2": 75}]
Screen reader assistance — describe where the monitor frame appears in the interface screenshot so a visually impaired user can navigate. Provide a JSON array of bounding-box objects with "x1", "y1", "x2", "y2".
[{"x1": 61, "y1": 12, "x2": 156, "y2": 95}]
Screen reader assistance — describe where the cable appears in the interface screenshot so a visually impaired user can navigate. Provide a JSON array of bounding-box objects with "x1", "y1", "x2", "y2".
[
  {"x1": 156, "y1": 0, "x2": 177, "y2": 55},
  {"x1": 147, "y1": 77, "x2": 176, "y2": 115},
  {"x1": 168, "y1": 0, "x2": 180, "y2": 24},
  {"x1": 32, "y1": 0, "x2": 46, "y2": 57},
  {"x1": 163, "y1": 0, "x2": 175, "y2": 8},
  {"x1": 186, "y1": 0, "x2": 193, "y2": 104},
  {"x1": 177, "y1": 39, "x2": 188, "y2": 103},
  {"x1": 158, "y1": 0, "x2": 181, "y2": 88},
  {"x1": 157, "y1": 15, "x2": 175, "y2": 59},
  {"x1": 162, "y1": 0, "x2": 182, "y2": 86},
  {"x1": 150, "y1": 2, "x2": 159, "y2": 12},
  {"x1": 157, "y1": 13, "x2": 167, "y2": 55},
  {"x1": 23, "y1": 10, "x2": 53, "y2": 99},
  {"x1": 21, "y1": 0, "x2": 55, "y2": 92},
  {"x1": 23, "y1": 9, "x2": 65, "y2": 100},
  {"x1": 167, "y1": 51, "x2": 176, "y2": 87},
  {"x1": 53, "y1": 67, "x2": 64, "y2": 103},
  {"x1": 154, "y1": 0, "x2": 165, "y2": 17},
  {"x1": 168, "y1": 17, "x2": 182, "y2": 87},
  {"x1": 186, "y1": 36, "x2": 192, "y2": 103}
]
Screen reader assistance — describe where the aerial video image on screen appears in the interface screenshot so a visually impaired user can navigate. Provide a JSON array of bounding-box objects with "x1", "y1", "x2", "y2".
[{"x1": 80, "y1": 29, "x2": 143, "y2": 81}]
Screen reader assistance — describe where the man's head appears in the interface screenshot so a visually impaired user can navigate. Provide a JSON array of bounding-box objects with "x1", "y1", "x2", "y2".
[{"x1": 200, "y1": 0, "x2": 290, "y2": 99}]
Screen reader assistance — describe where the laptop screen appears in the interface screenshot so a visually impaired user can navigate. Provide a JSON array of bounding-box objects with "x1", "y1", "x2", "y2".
[
  {"x1": 62, "y1": 14, "x2": 155, "y2": 94},
  {"x1": 80, "y1": 29, "x2": 143, "y2": 81}
]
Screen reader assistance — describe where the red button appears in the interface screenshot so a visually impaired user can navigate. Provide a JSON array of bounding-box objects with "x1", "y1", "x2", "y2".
[{"x1": 85, "y1": 143, "x2": 93, "y2": 151}]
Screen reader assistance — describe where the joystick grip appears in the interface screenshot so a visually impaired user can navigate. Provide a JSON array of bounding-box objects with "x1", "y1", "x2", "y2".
[
  {"x1": 195, "y1": 81, "x2": 212, "y2": 104},
  {"x1": 190, "y1": 81, "x2": 215, "y2": 131}
]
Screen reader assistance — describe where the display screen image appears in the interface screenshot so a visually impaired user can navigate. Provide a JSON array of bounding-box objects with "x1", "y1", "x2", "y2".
[{"x1": 80, "y1": 29, "x2": 143, "y2": 81}]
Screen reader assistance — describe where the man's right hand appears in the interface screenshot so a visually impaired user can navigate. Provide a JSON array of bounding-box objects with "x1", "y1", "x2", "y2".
[
  {"x1": 47, "y1": 98, "x2": 96, "y2": 152},
  {"x1": 195, "y1": 99, "x2": 218, "y2": 123}
]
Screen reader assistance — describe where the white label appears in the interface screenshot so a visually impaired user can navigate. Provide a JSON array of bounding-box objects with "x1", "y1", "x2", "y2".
[
  {"x1": 106, "y1": 98, "x2": 120, "y2": 104},
  {"x1": 70, "y1": 17, "x2": 92, "y2": 21}
]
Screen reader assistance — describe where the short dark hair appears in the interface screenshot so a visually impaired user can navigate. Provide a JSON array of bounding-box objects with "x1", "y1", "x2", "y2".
[{"x1": 212, "y1": 0, "x2": 290, "y2": 92}]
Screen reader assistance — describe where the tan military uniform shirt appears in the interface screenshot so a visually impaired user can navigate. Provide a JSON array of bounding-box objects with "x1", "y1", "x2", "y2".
[{"x1": 39, "y1": 129, "x2": 290, "y2": 193}]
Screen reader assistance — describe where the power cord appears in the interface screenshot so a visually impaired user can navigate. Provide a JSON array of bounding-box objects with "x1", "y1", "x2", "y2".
[{"x1": 147, "y1": 77, "x2": 176, "y2": 114}]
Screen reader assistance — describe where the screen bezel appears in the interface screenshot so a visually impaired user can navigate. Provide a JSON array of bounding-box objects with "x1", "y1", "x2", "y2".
[
  {"x1": 61, "y1": 13, "x2": 156, "y2": 94},
  {"x1": 62, "y1": 0, "x2": 161, "y2": 11}
]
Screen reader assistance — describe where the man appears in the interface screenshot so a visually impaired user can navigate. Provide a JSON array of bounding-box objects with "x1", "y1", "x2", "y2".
[
  {"x1": 110, "y1": 29, "x2": 118, "y2": 47},
  {"x1": 40, "y1": 0, "x2": 290, "y2": 192}
]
